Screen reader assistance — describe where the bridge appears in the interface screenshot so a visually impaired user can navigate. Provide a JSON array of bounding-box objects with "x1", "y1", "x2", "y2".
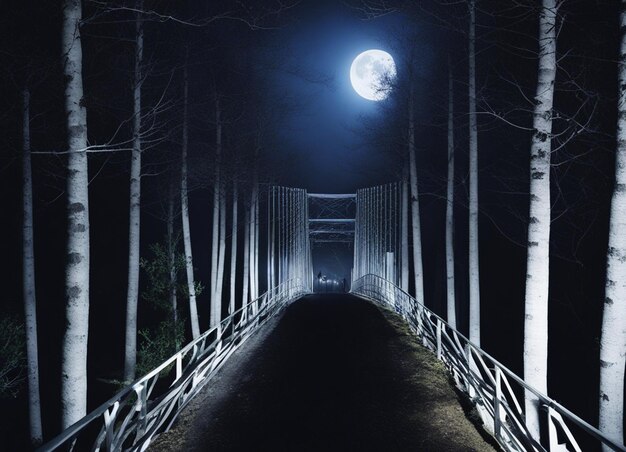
[{"x1": 39, "y1": 184, "x2": 624, "y2": 452}]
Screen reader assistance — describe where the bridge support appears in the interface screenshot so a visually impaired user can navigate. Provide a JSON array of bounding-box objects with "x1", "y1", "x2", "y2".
[
  {"x1": 354, "y1": 183, "x2": 401, "y2": 285},
  {"x1": 268, "y1": 186, "x2": 313, "y2": 294}
]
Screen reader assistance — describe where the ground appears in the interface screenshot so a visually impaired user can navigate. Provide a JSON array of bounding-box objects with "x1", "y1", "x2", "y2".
[{"x1": 150, "y1": 294, "x2": 498, "y2": 452}]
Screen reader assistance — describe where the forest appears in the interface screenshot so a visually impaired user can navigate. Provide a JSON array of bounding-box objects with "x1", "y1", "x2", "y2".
[{"x1": 0, "y1": 0, "x2": 624, "y2": 451}]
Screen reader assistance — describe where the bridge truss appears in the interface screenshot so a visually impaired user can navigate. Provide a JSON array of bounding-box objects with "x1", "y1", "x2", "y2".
[
  {"x1": 353, "y1": 182, "x2": 402, "y2": 285},
  {"x1": 267, "y1": 186, "x2": 314, "y2": 294},
  {"x1": 307, "y1": 192, "x2": 356, "y2": 245}
]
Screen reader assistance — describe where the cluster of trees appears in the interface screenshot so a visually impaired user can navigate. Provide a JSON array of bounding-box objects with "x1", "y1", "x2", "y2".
[
  {"x1": 354, "y1": 0, "x2": 624, "y2": 448},
  {"x1": 1, "y1": 0, "x2": 297, "y2": 447}
]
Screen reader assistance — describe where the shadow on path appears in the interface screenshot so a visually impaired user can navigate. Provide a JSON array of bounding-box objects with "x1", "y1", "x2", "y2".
[{"x1": 151, "y1": 294, "x2": 496, "y2": 452}]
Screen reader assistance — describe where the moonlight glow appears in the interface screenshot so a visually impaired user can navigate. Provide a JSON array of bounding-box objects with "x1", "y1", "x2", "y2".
[{"x1": 350, "y1": 49, "x2": 396, "y2": 101}]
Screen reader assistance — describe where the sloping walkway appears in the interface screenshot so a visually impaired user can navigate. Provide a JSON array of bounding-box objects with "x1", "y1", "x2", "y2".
[{"x1": 151, "y1": 294, "x2": 497, "y2": 452}]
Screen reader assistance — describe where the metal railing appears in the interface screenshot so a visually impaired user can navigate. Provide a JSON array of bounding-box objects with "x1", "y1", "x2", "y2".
[
  {"x1": 39, "y1": 278, "x2": 308, "y2": 452},
  {"x1": 351, "y1": 273, "x2": 626, "y2": 452}
]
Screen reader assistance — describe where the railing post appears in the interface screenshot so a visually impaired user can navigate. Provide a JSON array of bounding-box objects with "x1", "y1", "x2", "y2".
[
  {"x1": 417, "y1": 301, "x2": 425, "y2": 343},
  {"x1": 216, "y1": 323, "x2": 223, "y2": 355},
  {"x1": 494, "y1": 366, "x2": 502, "y2": 442},
  {"x1": 103, "y1": 401, "x2": 119, "y2": 452},
  {"x1": 436, "y1": 318, "x2": 442, "y2": 360},
  {"x1": 465, "y1": 343, "x2": 476, "y2": 399},
  {"x1": 546, "y1": 406, "x2": 554, "y2": 451},
  {"x1": 135, "y1": 383, "x2": 147, "y2": 441},
  {"x1": 175, "y1": 354, "x2": 183, "y2": 382}
]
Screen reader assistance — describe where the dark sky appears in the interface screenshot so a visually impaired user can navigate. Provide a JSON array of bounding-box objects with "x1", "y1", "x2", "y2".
[{"x1": 258, "y1": 2, "x2": 437, "y2": 192}]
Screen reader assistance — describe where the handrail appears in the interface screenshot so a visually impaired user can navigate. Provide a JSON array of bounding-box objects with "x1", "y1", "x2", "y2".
[
  {"x1": 351, "y1": 273, "x2": 626, "y2": 452},
  {"x1": 38, "y1": 278, "x2": 308, "y2": 452}
]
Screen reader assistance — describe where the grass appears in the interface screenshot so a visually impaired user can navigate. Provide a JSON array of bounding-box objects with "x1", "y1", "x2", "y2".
[{"x1": 379, "y1": 305, "x2": 500, "y2": 452}]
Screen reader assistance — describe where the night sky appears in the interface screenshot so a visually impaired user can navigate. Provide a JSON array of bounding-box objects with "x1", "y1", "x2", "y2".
[
  {"x1": 0, "y1": 0, "x2": 624, "y2": 449},
  {"x1": 260, "y1": 4, "x2": 427, "y2": 192}
]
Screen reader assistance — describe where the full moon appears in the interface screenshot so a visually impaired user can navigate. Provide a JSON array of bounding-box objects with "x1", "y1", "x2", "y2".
[{"x1": 350, "y1": 49, "x2": 396, "y2": 101}]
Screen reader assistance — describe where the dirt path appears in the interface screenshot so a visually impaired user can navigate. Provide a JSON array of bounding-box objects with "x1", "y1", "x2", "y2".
[{"x1": 150, "y1": 294, "x2": 498, "y2": 452}]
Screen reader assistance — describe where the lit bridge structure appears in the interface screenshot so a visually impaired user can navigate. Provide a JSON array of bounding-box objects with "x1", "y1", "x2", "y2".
[{"x1": 40, "y1": 184, "x2": 625, "y2": 452}]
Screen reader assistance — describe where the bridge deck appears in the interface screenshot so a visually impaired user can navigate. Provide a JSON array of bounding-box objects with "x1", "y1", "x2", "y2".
[{"x1": 151, "y1": 294, "x2": 497, "y2": 452}]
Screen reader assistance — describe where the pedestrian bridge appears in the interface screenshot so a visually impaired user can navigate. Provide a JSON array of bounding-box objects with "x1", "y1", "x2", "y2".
[{"x1": 39, "y1": 185, "x2": 624, "y2": 452}]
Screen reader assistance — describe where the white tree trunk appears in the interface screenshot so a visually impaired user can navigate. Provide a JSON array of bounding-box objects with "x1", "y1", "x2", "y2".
[
  {"x1": 22, "y1": 88, "x2": 43, "y2": 445},
  {"x1": 267, "y1": 187, "x2": 272, "y2": 295},
  {"x1": 523, "y1": 0, "x2": 557, "y2": 441},
  {"x1": 598, "y1": 3, "x2": 626, "y2": 447},
  {"x1": 167, "y1": 178, "x2": 178, "y2": 325},
  {"x1": 401, "y1": 165, "x2": 409, "y2": 293},
  {"x1": 408, "y1": 81, "x2": 424, "y2": 304},
  {"x1": 249, "y1": 145, "x2": 260, "y2": 301},
  {"x1": 61, "y1": 0, "x2": 91, "y2": 429},
  {"x1": 265, "y1": 187, "x2": 274, "y2": 295},
  {"x1": 213, "y1": 185, "x2": 226, "y2": 325},
  {"x1": 468, "y1": 0, "x2": 481, "y2": 346},
  {"x1": 446, "y1": 63, "x2": 457, "y2": 329},
  {"x1": 124, "y1": 1, "x2": 143, "y2": 382},
  {"x1": 181, "y1": 66, "x2": 200, "y2": 339},
  {"x1": 249, "y1": 196, "x2": 256, "y2": 301},
  {"x1": 210, "y1": 98, "x2": 224, "y2": 328},
  {"x1": 242, "y1": 207, "x2": 250, "y2": 307},
  {"x1": 229, "y1": 181, "x2": 238, "y2": 314},
  {"x1": 253, "y1": 186, "x2": 259, "y2": 299}
]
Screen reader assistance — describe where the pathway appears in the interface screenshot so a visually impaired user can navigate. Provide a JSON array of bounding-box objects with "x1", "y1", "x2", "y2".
[{"x1": 151, "y1": 294, "x2": 497, "y2": 452}]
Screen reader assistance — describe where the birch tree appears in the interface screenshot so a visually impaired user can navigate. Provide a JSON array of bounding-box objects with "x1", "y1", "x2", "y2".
[
  {"x1": 401, "y1": 164, "x2": 409, "y2": 293},
  {"x1": 210, "y1": 97, "x2": 225, "y2": 328},
  {"x1": 446, "y1": 63, "x2": 457, "y2": 329},
  {"x1": 598, "y1": 1, "x2": 626, "y2": 446},
  {"x1": 229, "y1": 179, "x2": 238, "y2": 314},
  {"x1": 22, "y1": 87, "x2": 42, "y2": 445},
  {"x1": 250, "y1": 145, "x2": 260, "y2": 301},
  {"x1": 124, "y1": 1, "x2": 144, "y2": 382},
  {"x1": 167, "y1": 178, "x2": 178, "y2": 325},
  {"x1": 523, "y1": 0, "x2": 557, "y2": 441},
  {"x1": 181, "y1": 65, "x2": 200, "y2": 339},
  {"x1": 248, "y1": 194, "x2": 257, "y2": 301},
  {"x1": 468, "y1": 0, "x2": 480, "y2": 346},
  {"x1": 214, "y1": 179, "x2": 227, "y2": 323},
  {"x1": 61, "y1": 0, "x2": 91, "y2": 429},
  {"x1": 242, "y1": 206, "x2": 250, "y2": 307},
  {"x1": 408, "y1": 78, "x2": 425, "y2": 304}
]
